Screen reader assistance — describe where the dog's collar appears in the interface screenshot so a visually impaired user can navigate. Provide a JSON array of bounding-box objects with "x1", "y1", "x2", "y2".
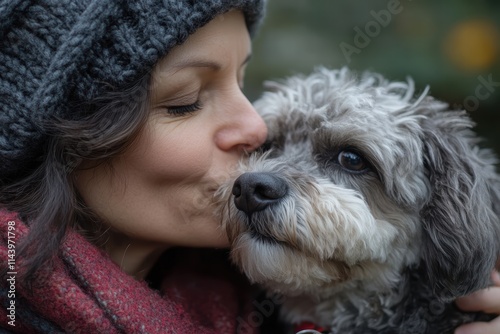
[{"x1": 294, "y1": 321, "x2": 330, "y2": 334}]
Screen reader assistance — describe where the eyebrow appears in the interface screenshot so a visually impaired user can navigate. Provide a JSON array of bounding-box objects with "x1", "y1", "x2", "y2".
[
  {"x1": 173, "y1": 60, "x2": 221, "y2": 71},
  {"x1": 172, "y1": 53, "x2": 252, "y2": 71},
  {"x1": 242, "y1": 53, "x2": 252, "y2": 67}
]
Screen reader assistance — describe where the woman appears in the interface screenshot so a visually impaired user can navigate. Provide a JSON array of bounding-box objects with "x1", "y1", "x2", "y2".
[
  {"x1": 1, "y1": 1, "x2": 266, "y2": 333},
  {"x1": 0, "y1": 1, "x2": 498, "y2": 333}
]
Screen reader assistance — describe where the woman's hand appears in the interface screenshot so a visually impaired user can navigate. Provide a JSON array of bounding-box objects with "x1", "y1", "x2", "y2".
[{"x1": 455, "y1": 270, "x2": 500, "y2": 334}]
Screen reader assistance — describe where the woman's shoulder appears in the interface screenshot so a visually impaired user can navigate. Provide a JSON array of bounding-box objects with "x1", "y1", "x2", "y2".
[
  {"x1": 0, "y1": 210, "x2": 22, "y2": 224},
  {"x1": 0, "y1": 210, "x2": 27, "y2": 246}
]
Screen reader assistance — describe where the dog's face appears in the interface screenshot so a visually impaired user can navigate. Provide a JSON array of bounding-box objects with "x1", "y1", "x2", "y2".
[{"x1": 216, "y1": 68, "x2": 500, "y2": 301}]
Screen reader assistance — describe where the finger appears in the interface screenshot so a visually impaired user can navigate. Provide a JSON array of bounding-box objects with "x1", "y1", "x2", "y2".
[
  {"x1": 455, "y1": 316, "x2": 500, "y2": 334},
  {"x1": 456, "y1": 286, "x2": 500, "y2": 314}
]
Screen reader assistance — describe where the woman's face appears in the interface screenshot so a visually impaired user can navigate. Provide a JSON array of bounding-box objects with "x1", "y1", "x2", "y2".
[{"x1": 75, "y1": 11, "x2": 267, "y2": 253}]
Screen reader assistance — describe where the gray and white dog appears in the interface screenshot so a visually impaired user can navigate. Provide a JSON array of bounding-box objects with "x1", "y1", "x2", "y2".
[{"x1": 216, "y1": 67, "x2": 500, "y2": 333}]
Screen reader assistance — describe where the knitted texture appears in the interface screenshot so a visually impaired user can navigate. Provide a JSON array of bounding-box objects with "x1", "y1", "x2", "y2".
[
  {"x1": 0, "y1": 0, "x2": 265, "y2": 181},
  {"x1": 0, "y1": 210, "x2": 258, "y2": 333}
]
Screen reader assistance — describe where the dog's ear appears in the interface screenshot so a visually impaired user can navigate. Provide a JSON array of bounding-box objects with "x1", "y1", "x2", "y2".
[{"x1": 419, "y1": 107, "x2": 500, "y2": 301}]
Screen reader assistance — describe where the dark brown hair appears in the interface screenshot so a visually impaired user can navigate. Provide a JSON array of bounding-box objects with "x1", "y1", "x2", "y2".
[{"x1": 0, "y1": 73, "x2": 151, "y2": 287}]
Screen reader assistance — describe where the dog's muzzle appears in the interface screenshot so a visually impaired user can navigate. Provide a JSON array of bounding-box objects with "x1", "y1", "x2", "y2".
[{"x1": 232, "y1": 172, "x2": 288, "y2": 215}]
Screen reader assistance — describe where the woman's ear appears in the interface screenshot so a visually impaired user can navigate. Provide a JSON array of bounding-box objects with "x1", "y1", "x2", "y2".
[{"x1": 419, "y1": 108, "x2": 500, "y2": 301}]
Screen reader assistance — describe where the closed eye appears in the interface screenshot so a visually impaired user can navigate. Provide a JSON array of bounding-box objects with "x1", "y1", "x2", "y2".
[{"x1": 166, "y1": 100, "x2": 202, "y2": 116}]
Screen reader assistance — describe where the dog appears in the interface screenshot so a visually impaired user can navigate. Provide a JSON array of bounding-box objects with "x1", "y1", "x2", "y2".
[{"x1": 215, "y1": 67, "x2": 500, "y2": 333}]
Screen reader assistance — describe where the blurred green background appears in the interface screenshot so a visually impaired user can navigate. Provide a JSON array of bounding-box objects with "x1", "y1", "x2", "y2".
[{"x1": 244, "y1": 0, "x2": 500, "y2": 153}]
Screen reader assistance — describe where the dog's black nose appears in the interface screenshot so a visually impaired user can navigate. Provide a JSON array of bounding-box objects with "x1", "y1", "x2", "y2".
[{"x1": 232, "y1": 172, "x2": 288, "y2": 215}]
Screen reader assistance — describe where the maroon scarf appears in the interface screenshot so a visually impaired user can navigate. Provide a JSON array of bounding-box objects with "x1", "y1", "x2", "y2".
[{"x1": 0, "y1": 210, "x2": 257, "y2": 333}]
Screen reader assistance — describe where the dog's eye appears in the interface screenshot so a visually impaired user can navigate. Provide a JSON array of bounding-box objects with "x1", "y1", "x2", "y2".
[{"x1": 338, "y1": 150, "x2": 368, "y2": 173}]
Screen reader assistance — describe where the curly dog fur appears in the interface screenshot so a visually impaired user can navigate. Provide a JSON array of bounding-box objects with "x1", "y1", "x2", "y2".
[{"x1": 216, "y1": 67, "x2": 500, "y2": 333}]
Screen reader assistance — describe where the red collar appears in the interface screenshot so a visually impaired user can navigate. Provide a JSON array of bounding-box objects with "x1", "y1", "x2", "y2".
[{"x1": 294, "y1": 321, "x2": 329, "y2": 333}]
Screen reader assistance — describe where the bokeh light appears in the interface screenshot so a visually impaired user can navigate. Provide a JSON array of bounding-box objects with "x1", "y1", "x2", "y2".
[
  {"x1": 443, "y1": 19, "x2": 499, "y2": 72},
  {"x1": 245, "y1": 1, "x2": 500, "y2": 154}
]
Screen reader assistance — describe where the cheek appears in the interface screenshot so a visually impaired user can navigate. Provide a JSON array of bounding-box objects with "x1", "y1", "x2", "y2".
[{"x1": 130, "y1": 123, "x2": 214, "y2": 181}]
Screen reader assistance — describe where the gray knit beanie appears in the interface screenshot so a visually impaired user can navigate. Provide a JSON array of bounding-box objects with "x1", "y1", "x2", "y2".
[{"x1": 0, "y1": 0, "x2": 265, "y2": 182}]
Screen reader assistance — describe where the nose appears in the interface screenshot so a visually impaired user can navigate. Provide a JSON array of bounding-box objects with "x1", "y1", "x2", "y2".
[
  {"x1": 215, "y1": 91, "x2": 267, "y2": 152},
  {"x1": 232, "y1": 172, "x2": 288, "y2": 215}
]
